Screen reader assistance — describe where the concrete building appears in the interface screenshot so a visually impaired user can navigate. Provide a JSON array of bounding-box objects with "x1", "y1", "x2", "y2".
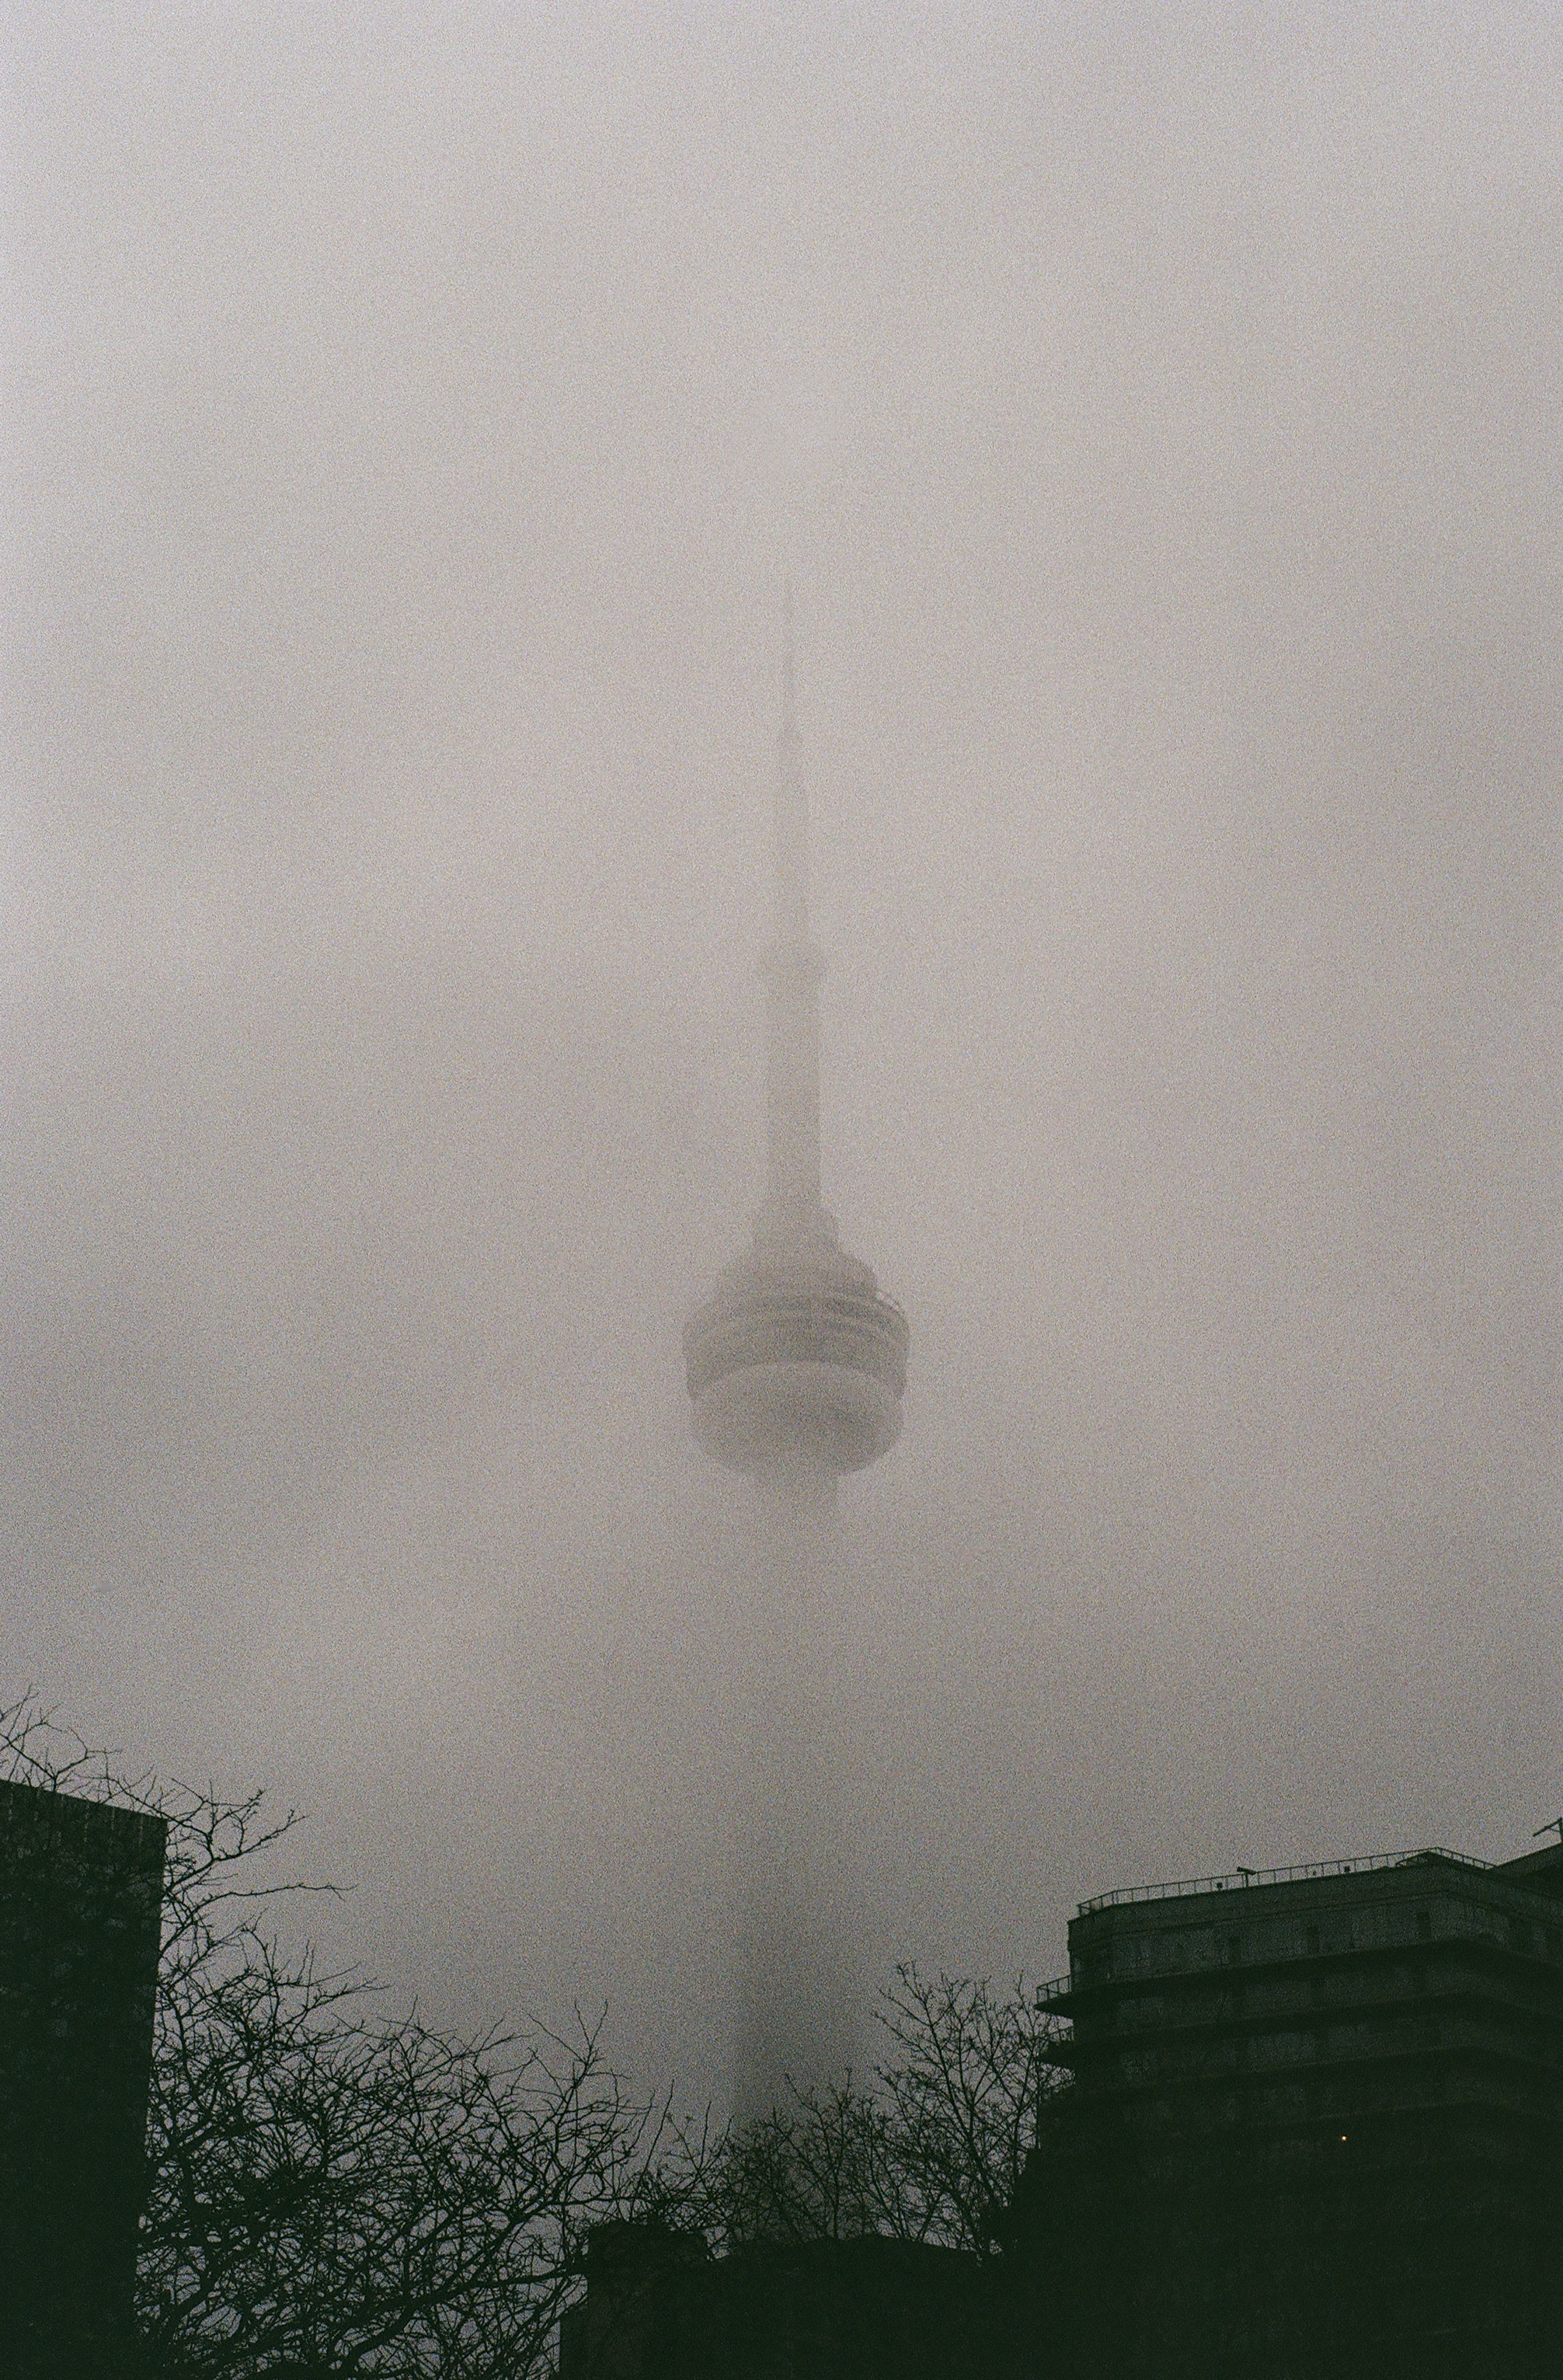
[
  {"x1": 0, "y1": 1775, "x2": 168, "y2": 2379},
  {"x1": 1020, "y1": 1840, "x2": 1563, "y2": 2378}
]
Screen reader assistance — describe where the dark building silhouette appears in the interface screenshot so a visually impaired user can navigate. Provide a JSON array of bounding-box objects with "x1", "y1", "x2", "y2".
[
  {"x1": 558, "y1": 2221, "x2": 1000, "y2": 2380},
  {"x1": 0, "y1": 1776, "x2": 167, "y2": 2380},
  {"x1": 562, "y1": 1843, "x2": 1563, "y2": 2378},
  {"x1": 1017, "y1": 1841, "x2": 1563, "y2": 2379}
]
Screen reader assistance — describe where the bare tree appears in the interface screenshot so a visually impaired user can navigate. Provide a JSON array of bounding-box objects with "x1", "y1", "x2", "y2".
[
  {"x1": 696, "y1": 2076, "x2": 903, "y2": 2249},
  {"x1": 2, "y1": 1690, "x2": 1065, "y2": 2366},
  {"x1": 875, "y1": 1965, "x2": 1065, "y2": 2257},
  {"x1": 1, "y1": 1692, "x2": 688, "y2": 2379},
  {"x1": 685, "y1": 1966, "x2": 1067, "y2": 2260}
]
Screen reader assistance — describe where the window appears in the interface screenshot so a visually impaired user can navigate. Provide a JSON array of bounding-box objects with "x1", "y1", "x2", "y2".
[{"x1": 1415, "y1": 1908, "x2": 1432, "y2": 1942}]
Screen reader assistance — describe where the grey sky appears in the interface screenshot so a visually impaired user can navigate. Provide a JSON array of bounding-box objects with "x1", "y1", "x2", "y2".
[{"x1": 5, "y1": 2, "x2": 1561, "y2": 2106}]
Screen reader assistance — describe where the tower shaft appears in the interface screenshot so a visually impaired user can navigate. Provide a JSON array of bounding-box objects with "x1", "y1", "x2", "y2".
[{"x1": 761, "y1": 941, "x2": 823, "y2": 1224}]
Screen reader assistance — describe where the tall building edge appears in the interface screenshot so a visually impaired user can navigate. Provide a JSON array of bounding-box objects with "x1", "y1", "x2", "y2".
[{"x1": 0, "y1": 1775, "x2": 169, "y2": 2379}]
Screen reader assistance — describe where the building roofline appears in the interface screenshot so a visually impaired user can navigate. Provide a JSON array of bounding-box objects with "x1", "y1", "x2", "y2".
[
  {"x1": 1075, "y1": 1847, "x2": 1486, "y2": 1915},
  {"x1": 1491, "y1": 1842, "x2": 1563, "y2": 1895}
]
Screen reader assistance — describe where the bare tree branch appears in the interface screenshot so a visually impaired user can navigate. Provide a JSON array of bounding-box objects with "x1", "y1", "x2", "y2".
[
  {"x1": 2, "y1": 1690, "x2": 696, "y2": 2379},
  {"x1": 676, "y1": 1963, "x2": 1068, "y2": 2262}
]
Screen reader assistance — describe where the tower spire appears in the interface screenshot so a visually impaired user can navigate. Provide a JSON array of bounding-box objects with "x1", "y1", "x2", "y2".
[
  {"x1": 763, "y1": 587, "x2": 823, "y2": 1225},
  {"x1": 774, "y1": 578, "x2": 808, "y2": 946},
  {"x1": 684, "y1": 594, "x2": 907, "y2": 1476}
]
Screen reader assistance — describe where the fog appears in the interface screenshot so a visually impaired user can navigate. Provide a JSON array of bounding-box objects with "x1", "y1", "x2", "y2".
[{"x1": 4, "y1": 2, "x2": 1561, "y2": 2112}]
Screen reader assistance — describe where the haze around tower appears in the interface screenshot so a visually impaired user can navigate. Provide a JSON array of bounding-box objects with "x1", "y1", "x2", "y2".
[{"x1": 4, "y1": 4, "x2": 1562, "y2": 2119}]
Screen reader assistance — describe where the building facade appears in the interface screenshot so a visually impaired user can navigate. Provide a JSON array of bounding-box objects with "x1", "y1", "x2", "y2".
[
  {"x1": 1019, "y1": 1842, "x2": 1563, "y2": 2378},
  {"x1": 0, "y1": 1776, "x2": 167, "y2": 2379}
]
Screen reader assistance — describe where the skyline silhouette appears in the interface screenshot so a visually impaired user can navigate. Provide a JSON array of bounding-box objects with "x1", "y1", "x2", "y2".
[{"x1": 4, "y1": 2, "x2": 1560, "y2": 2118}]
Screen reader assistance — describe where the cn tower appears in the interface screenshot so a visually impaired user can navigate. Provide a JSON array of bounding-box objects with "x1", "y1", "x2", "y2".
[
  {"x1": 685, "y1": 596, "x2": 908, "y2": 2113},
  {"x1": 684, "y1": 605, "x2": 909, "y2": 1483}
]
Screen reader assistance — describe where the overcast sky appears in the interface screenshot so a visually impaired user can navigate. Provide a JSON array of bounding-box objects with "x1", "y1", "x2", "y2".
[{"x1": 5, "y1": 1, "x2": 1561, "y2": 2110}]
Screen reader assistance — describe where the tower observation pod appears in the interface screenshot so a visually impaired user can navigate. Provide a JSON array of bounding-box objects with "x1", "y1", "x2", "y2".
[{"x1": 684, "y1": 604, "x2": 909, "y2": 1476}]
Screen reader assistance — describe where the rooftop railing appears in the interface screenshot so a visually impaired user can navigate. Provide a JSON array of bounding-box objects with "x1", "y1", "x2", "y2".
[{"x1": 1075, "y1": 1846, "x2": 1492, "y2": 1916}]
